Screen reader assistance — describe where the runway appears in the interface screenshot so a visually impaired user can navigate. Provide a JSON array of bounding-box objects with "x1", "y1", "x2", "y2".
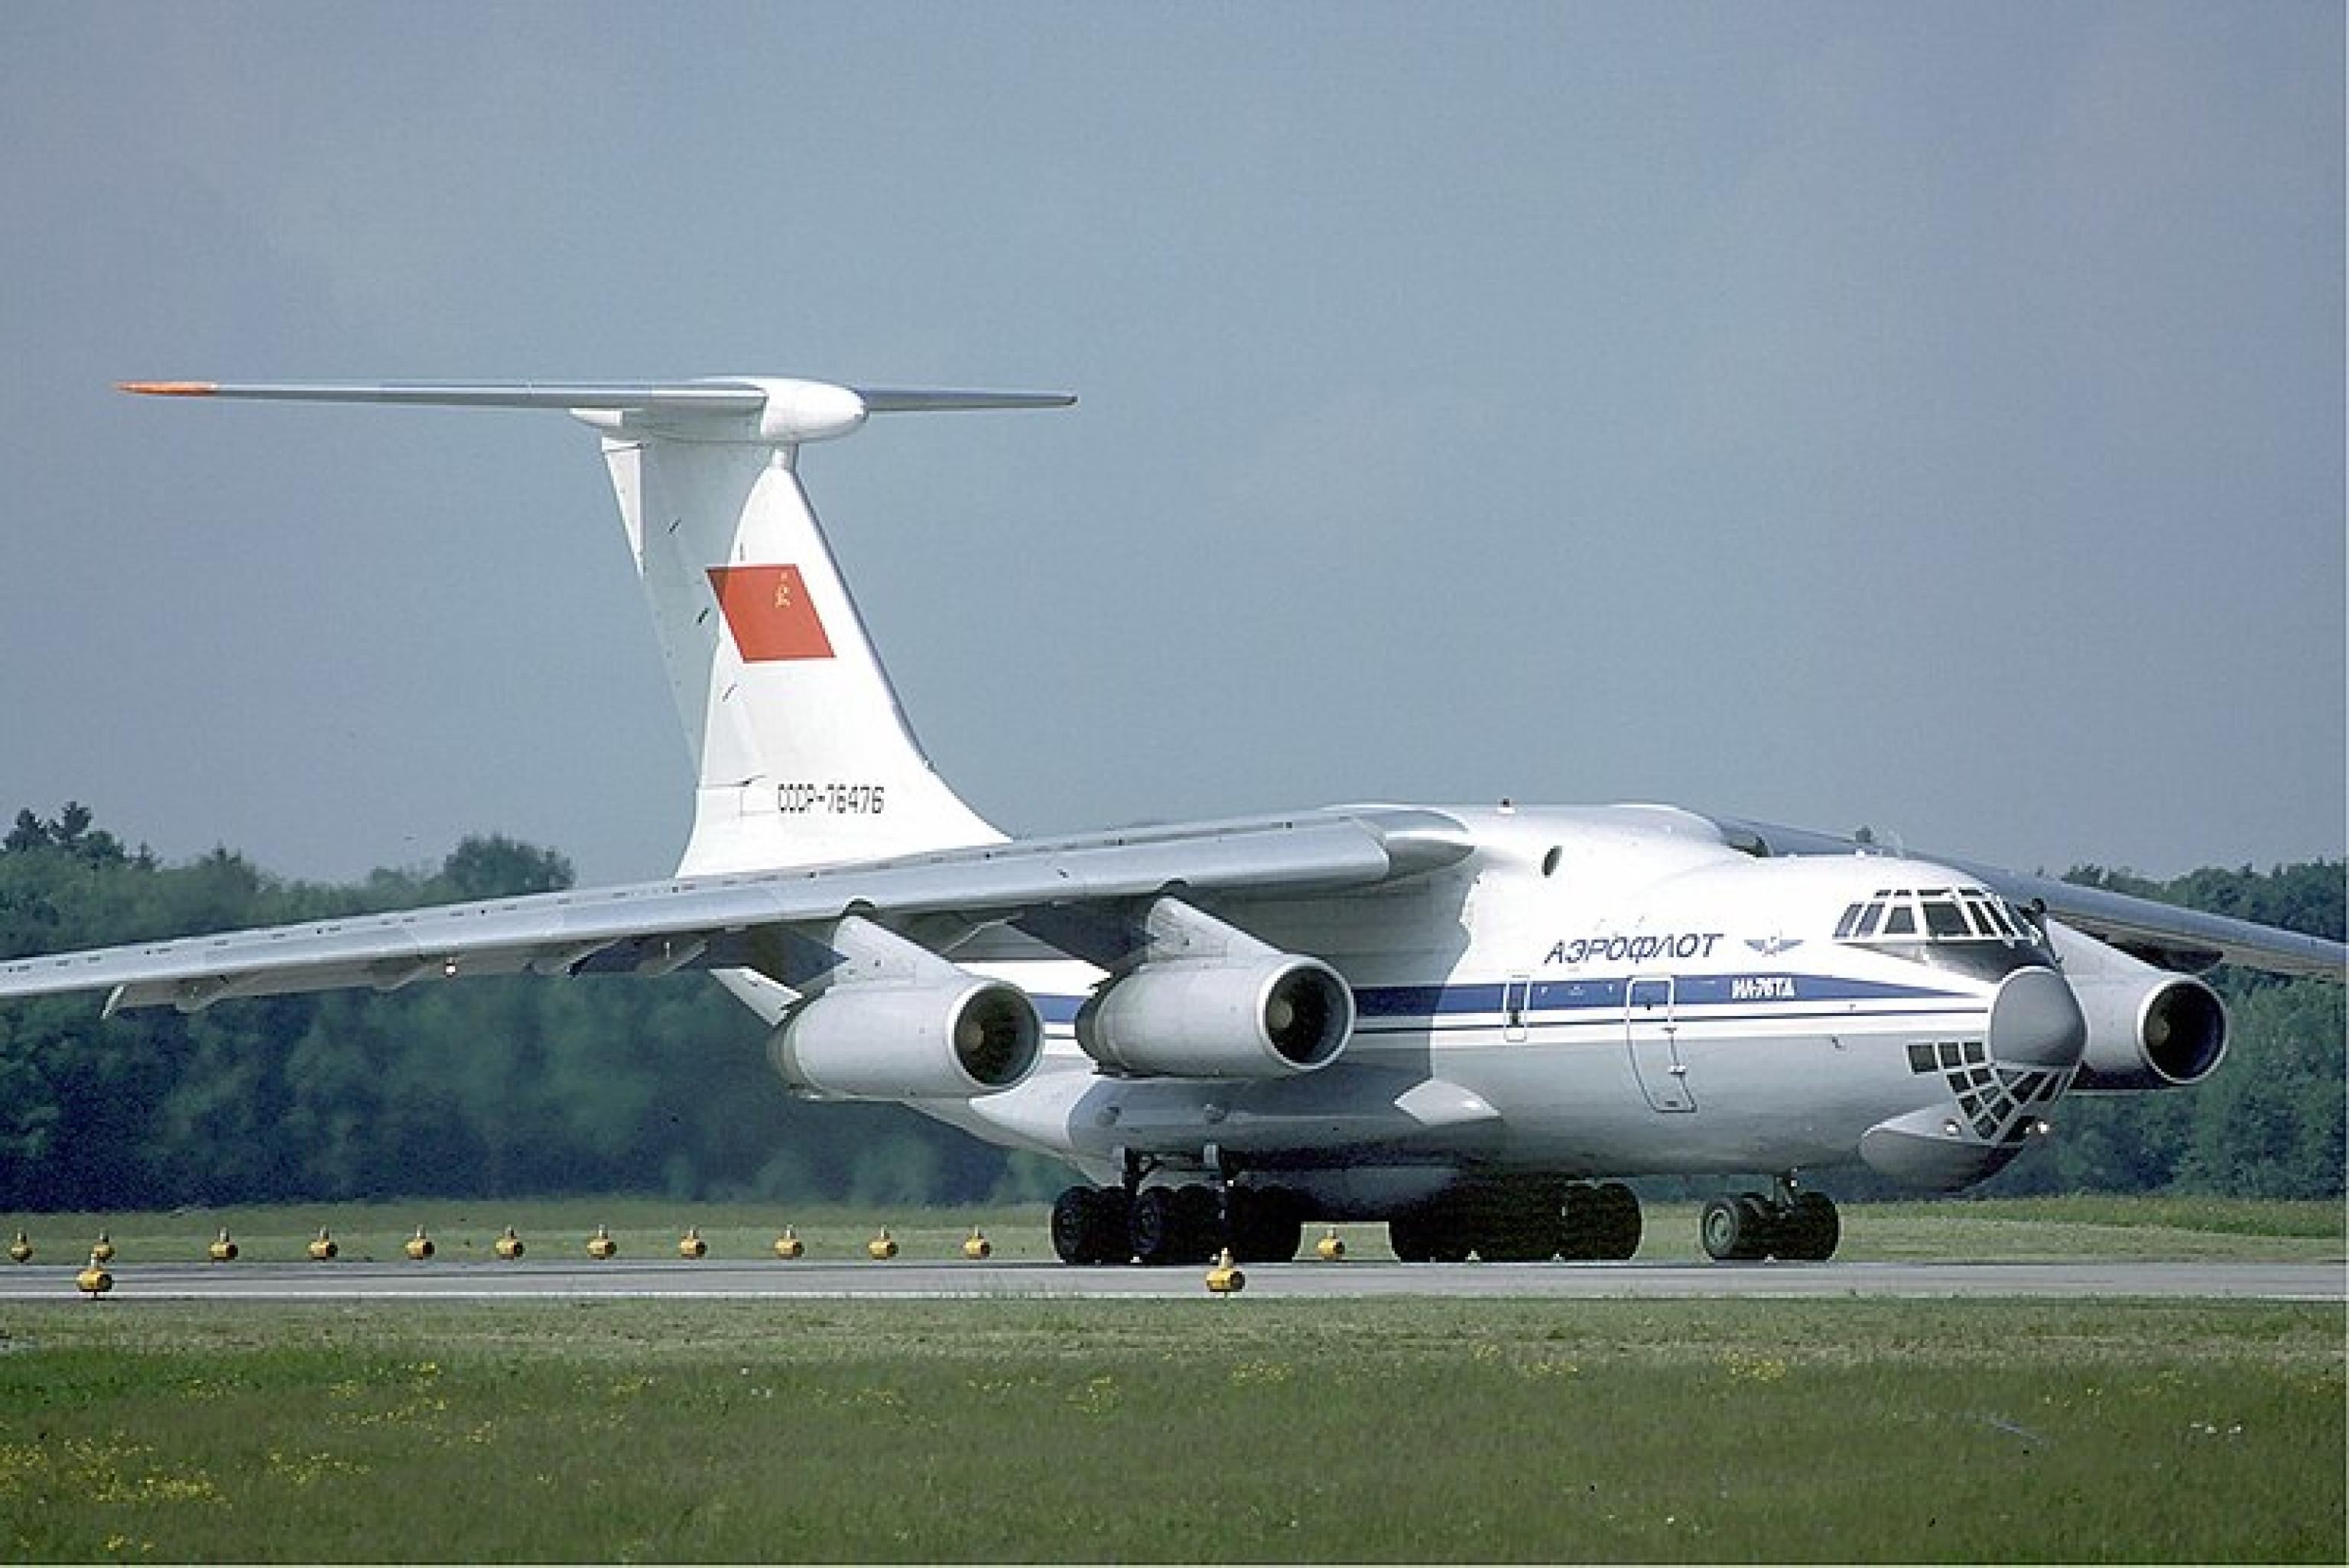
[{"x1": 3, "y1": 1258, "x2": 2339, "y2": 1303}]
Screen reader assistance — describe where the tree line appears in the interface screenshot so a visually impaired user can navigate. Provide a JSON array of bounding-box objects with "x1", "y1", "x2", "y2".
[
  {"x1": 1, "y1": 804, "x2": 2340, "y2": 1210},
  {"x1": 1, "y1": 807, "x2": 1042, "y2": 1211}
]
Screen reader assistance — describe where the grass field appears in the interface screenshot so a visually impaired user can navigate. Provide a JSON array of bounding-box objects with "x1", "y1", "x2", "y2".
[
  {"x1": 0, "y1": 1199, "x2": 2342, "y2": 1560},
  {"x1": 1, "y1": 1296, "x2": 2340, "y2": 1562},
  {"x1": 5, "y1": 1193, "x2": 2343, "y2": 1268}
]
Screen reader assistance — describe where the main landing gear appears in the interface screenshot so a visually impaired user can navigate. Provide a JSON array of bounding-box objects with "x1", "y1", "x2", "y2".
[
  {"x1": 1051, "y1": 1181, "x2": 1307, "y2": 1266},
  {"x1": 1698, "y1": 1180, "x2": 1841, "y2": 1262},
  {"x1": 1052, "y1": 1171, "x2": 1843, "y2": 1264},
  {"x1": 1387, "y1": 1178, "x2": 1643, "y2": 1264}
]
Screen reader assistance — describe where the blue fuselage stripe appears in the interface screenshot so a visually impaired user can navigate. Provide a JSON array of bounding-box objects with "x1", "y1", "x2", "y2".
[{"x1": 1027, "y1": 972, "x2": 1967, "y2": 1030}]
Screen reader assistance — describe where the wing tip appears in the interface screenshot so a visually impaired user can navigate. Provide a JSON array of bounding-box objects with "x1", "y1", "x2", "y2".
[{"x1": 119, "y1": 381, "x2": 218, "y2": 398}]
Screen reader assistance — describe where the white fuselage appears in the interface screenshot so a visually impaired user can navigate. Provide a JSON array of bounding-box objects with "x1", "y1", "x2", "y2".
[{"x1": 885, "y1": 804, "x2": 2057, "y2": 1216}]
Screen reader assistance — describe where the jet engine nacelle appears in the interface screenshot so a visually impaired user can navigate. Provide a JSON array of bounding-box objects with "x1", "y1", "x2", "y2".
[
  {"x1": 2069, "y1": 970, "x2": 2227, "y2": 1090},
  {"x1": 1076, "y1": 956, "x2": 1354, "y2": 1079},
  {"x1": 2050, "y1": 924, "x2": 2228, "y2": 1092},
  {"x1": 768, "y1": 978, "x2": 1041, "y2": 1101}
]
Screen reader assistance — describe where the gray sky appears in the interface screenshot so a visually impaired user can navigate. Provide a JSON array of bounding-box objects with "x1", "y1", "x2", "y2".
[{"x1": 2, "y1": 4, "x2": 2340, "y2": 889}]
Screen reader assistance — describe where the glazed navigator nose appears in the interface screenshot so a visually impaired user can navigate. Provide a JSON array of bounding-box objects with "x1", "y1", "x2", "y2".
[{"x1": 1988, "y1": 966, "x2": 2087, "y2": 1069}]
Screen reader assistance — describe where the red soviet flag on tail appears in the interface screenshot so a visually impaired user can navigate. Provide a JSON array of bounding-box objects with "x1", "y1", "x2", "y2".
[{"x1": 707, "y1": 564, "x2": 836, "y2": 661}]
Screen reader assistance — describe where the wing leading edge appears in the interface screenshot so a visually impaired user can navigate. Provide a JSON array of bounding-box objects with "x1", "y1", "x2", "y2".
[{"x1": 0, "y1": 810, "x2": 1473, "y2": 1016}]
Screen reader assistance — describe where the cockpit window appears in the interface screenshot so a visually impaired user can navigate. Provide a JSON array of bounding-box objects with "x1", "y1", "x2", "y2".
[
  {"x1": 1832, "y1": 885, "x2": 2055, "y2": 979},
  {"x1": 1921, "y1": 895, "x2": 1970, "y2": 939}
]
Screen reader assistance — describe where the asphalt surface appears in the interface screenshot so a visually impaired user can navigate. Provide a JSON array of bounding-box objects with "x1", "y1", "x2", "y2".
[{"x1": 3, "y1": 1258, "x2": 2340, "y2": 1303}]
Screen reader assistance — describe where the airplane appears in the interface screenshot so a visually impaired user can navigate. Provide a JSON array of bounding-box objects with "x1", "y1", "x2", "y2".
[{"x1": 2, "y1": 376, "x2": 2340, "y2": 1266}]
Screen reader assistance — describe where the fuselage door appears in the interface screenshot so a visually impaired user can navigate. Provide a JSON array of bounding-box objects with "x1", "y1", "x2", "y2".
[
  {"x1": 1503, "y1": 973, "x2": 1532, "y2": 1042},
  {"x1": 1625, "y1": 975, "x2": 1694, "y2": 1112}
]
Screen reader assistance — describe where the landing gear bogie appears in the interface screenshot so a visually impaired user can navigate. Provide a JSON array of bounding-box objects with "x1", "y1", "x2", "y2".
[
  {"x1": 1698, "y1": 1187, "x2": 1840, "y2": 1263},
  {"x1": 1053, "y1": 1180, "x2": 1307, "y2": 1265},
  {"x1": 1225, "y1": 1187, "x2": 1304, "y2": 1264},
  {"x1": 1564, "y1": 1180, "x2": 1642, "y2": 1261},
  {"x1": 1781, "y1": 1191, "x2": 1841, "y2": 1261},
  {"x1": 1051, "y1": 1183, "x2": 1131, "y2": 1265},
  {"x1": 1389, "y1": 1178, "x2": 1644, "y2": 1264}
]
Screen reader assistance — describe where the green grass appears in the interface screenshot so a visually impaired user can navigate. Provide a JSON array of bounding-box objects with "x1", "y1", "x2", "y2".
[
  {"x1": 0, "y1": 1299, "x2": 2339, "y2": 1561},
  {"x1": 1836, "y1": 1196, "x2": 2345, "y2": 1262},
  {"x1": 5, "y1": 1193, "x2": 2341, "y2": 1268},
  {"x1": 1904, "y1": 1194, "x2": 2347, "y2": 1237}
]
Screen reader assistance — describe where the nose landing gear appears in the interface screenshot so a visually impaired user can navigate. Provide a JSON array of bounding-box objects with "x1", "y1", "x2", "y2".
[{"x1": 1699, "y1": 1179, "x2": 1841, "y2": 1262}]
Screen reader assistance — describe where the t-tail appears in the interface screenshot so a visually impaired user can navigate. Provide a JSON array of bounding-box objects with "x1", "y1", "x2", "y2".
[{"x1": 121, "y1": 377, "x2": 1073, "y2": 874}]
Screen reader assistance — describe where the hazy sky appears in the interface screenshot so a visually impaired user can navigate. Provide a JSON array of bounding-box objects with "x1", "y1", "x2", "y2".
[{"x1": 2, "y1": 5, "x2": 2340, "y2": 890}]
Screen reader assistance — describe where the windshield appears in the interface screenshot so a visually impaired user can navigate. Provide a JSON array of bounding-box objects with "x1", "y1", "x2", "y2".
[{"x1": 1834, "y1": 885, "x2": 2055, "y2": 979}]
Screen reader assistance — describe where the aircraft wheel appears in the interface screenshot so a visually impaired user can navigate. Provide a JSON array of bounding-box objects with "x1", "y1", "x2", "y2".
[
  {"x1": 1591, "y1": 1181, "x2": 1642, "y2": 1260},
  {"x1": 1129, "y1": 1187, "x2": 1190, "y2": 1266},
  {"x1": 1097, "y1": 1186, "x2": 1132, "y2": 1260},
  {"x1": 1051, "y1": 1185, "x2": 1126, "y2": 1265},
  {"x1": 1557, "y1": 1183, "x2": 1601, "y2": 1261},
  {"x1": 1735, "y1": 1193, "x2": 1781, "y2": 1258},
  {"x1": 1780, "y1": 1192, "x2": 1841, "y2": 1261},
  {"x1": 1392, "y1": 1197, "x2": 1473, "y2": 1262},
  {"x1": 1049, "y1": 1186, "x2": 1091, "y2": 1263},
  {"x1": 1701, "y1": 1196, "x2": 1764, "y2": 1261},
  {"x1": 1227, "y1": 1187, "x2": 1304, "y2": 1263},
  {"x1": 1473, "y1": 1181, "x2": 1564, "y2": 1262},
  {"x1": 1428, "y1": 1229, "x2": 1473, "y2": 1264},
  {"x1": 1174, "y1": 1183, "x2": 1223, "y2": 1263},
  {"x1": 1387, "y1": 1210, "x2": 1438, "y2": 1263}
]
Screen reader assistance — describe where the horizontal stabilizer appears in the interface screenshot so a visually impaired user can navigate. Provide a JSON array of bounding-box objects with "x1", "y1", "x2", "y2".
[
  {"x1": 120, "y1": 380, "x2": 772, "y2": 412},
  {"x1": 855, "y1": 389, "x2": 1077, "y2": 413},
  {"x1": 121, "y1": 378, "x2": 1072, "y2": 449},
  {"x1": 119, "y1": 378, "x2": 1072, "y2": 430}
]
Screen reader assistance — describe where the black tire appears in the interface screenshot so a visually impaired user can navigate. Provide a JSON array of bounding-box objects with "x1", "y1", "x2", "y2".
[
  {"x1": 1699, "y1": 1196, "x2": 1748, "y2": 1261},
  {"x1": 1782, "y1": 1192, "x2": 1841, "y2": 1261},
  {"x1": 1557, "y1": 1183, "x2": 1600, "y2": 1261},
  {"x1": 1474, "y1": 1180, "x2": 1563, "y2": 1263},
  {"x1": 1591, "y1": 1181, "x2": 1642, "y2": 1260},
  {"x1": 1428, "y1": 1229, "x2": 1473, "y2": 1264},
  {"x1": 1387, "y1": 1210, "x2": 1438, "y2": 1263},
  {"x1": 1097, "y1": 1187, "x2": 1132, "y2": 1261},
  {"x1": 1735, "y1": 1193, "x2": 1781, "y2": 1260},
  {"x1": 1129, "y1": 1187, "x2": 1187, "y2": 1266},
  {"x1": 1228, "y1": 1187, "x2": 1304, "y2": 1263},
  {"x1": 1050, "y1": 1186, "x2": 1111, "y2": 1265},
  {"x1": 1173, "y1": 1184, "x2": 1223, "y2": 1263}
]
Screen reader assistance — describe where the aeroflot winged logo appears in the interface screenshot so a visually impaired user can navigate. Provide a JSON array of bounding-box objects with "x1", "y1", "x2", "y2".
[{"x1": 707, "y1": 564, "x2": 835, "y2": 661}]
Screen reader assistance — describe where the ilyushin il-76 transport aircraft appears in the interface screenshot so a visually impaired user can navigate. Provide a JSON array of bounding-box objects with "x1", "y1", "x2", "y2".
[{"x1": 5, "y1": 378, "x2": 2340, "y2": 1266}]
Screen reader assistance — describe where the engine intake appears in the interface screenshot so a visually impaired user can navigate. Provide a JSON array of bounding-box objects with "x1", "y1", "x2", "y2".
[
  {"x1": 2071, "y1": 970, "x2": 2227, "y2": 1091},
  {"x1": 2050, "y1": 923, "x2": 2228, "y2": 1092},
  {"x1": 1077, "y1": 955, "x2": 1353, "y2": 1079},
  {"x1": 769, "y1": 976, "x2": 1041, "y2": 1100}
]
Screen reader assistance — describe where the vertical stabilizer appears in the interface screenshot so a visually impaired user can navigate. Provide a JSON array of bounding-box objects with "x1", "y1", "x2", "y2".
[
  {"x1": 119, "y1": 377, "x2": 1073, "y2": 874},
  {"x1": 596, "y1": 415, "x2": 998, "y2": 873}
]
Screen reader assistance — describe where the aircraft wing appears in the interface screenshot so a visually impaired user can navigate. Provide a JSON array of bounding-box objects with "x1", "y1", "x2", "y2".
[
  {"x1": 0, "y1": 809, "x2": 1471, "y2": 1015},
  {"x1": 1713, "y1": 817, "x2": 2346, "y2": 980}
]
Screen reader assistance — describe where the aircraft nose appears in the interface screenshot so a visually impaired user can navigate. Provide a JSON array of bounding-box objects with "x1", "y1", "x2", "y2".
[{"x1": 1989, "y1": 966, "x2": 2087, "y2": 1069}]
